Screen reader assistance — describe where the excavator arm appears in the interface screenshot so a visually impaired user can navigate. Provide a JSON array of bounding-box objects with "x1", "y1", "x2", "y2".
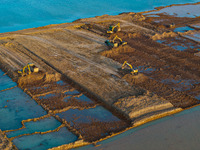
[
  {"x1": 121, "y1": 61, "x2": 138, "y2": 75},
  {"x1": 107, "y1": 23, "x2": 121, "y2": 34}
]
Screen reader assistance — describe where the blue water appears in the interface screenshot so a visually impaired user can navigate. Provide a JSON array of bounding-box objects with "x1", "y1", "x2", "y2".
[
  {"x1": 0, "y1": 70, "x2": 17, "y2": 91},
  {"x1": 77, "y1": 105, "x2": 200, "y2": 150},
  {"x1": 6, "y1": 117, "x2": 61, "y2": 138},
  {"x1": 0, "y1": 87, "x2": 47, "y2": 131},
  {"x1": 174, "y1": 26, "x2": 195, "y2": 33},
  {"x1": 12, "y1": 127, "x2": 78, "y2": 150},
  {"x1": 57, "y1": 106, "x2": 120, "y2": 125},
  {"x1": 0, "y1": 0, "x2": 199, "y2": 33}
]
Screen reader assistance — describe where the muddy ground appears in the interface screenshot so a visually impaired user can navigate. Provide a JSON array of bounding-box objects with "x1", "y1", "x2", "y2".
[
  {"x1": 0, "y1": 2, "x2": 200, "y2": 147},
  {"x1": 0, "y1": 130, "x2": 16, "y2": 150}
]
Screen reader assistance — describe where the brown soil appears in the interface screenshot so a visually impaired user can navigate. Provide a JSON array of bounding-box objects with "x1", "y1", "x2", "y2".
[
  {"x1": 0, "y1": 3, "x2": 200, "y2": 144},
  {"x1": 0, "y1": 130, "x2": 16, "y2": 150},
  {"x1": 73, "y1": 121, "x2": 127, "y2": 142}
]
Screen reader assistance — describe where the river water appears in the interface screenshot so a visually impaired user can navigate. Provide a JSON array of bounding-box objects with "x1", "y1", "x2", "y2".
[{"x1": 0, "y1": 0, "x2": 199, "y2": 33}]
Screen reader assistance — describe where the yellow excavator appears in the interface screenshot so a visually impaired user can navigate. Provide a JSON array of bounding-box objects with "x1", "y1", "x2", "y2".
[
  {"x1": 105, "y1": 35, "x2": 127, "y2": 48},
  {"x1": 18, "y1": 63, "x2": 39, "y2": 76},
  {"x1": 122, "y1": 61, "x2": 138, "y2": 75},
  {"x1": 107, "y1": 23, "x2": 121, "y2": 34}
]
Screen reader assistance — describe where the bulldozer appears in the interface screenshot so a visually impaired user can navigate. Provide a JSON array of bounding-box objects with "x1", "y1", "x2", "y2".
[
  {"x1": 122, "y1": 61, "x2": 138, "y2": 75},
  {"x1": 18, "y1": 63, "x2": 39, "y2": 76},
  {"x1": 105, "y1": 35, "x2": 127, "y2": 48},
  {"x1": 107, "y1": 23, "x2": 121, "y2": 34}
]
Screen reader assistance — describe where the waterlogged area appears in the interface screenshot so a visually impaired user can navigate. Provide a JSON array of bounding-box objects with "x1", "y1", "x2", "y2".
[
  {"x1": 12, "y1": 127, "x2": 77, "y2": 150},
  {"x1": 0, "y1": 69, "x2": 129, "y2": 149},
  {"x1": 0, "y1": 0, "x2": 200, "y2": 33},
  {"x1": 0, "y1": 70, "x2": 17, "y2": 91},
  {"x1": 0, "y1": 87, "x2": 47, "y2": 131},
  {"x1": 78, "y1": 105, "x2": 200, "y2": 150},
  {"x1": 0, "y1": 69, "x2": 80, "y2": 149}
]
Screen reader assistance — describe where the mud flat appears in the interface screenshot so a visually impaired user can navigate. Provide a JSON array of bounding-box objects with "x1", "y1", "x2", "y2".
[{"x1": 0, "y1": 2, "x2": 200, "y2": 149}]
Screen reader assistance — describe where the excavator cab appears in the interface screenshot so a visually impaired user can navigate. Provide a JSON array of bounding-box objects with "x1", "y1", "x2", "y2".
[
  {"x1": 107, "y1": 23, "x2": 121, "y2": 34},
  {"x1": 122, "y1": 61, "x2": 138, "y2": 75},
  {"x1": 105, "y1": 35, "x2": 127, "y2": 48},
  {"x1": 18, "y1": 63, "x2": 39, "y2": 76}
]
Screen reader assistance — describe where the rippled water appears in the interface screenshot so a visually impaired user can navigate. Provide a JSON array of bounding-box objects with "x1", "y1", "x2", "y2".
[{"x1": 0, "y1": 0, "x2": 199, "y2": 33}]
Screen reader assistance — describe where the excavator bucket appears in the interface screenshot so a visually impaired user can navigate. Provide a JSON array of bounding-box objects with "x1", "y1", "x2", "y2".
[
  {"x1": 105, "y1": 35, "x2": 127, "y2": 48},
  {"x1": 18, "y1": 63, "x2": 39, "y2": 77},
  {"x1": 107, "y1": 23, "x2": 121, "y2": 34}
]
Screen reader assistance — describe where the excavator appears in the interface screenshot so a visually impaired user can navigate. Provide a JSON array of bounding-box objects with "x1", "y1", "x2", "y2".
[
  {"x1": 105, "y1": 35, "x2": 127, "y2": 48},
  {"x1": 18, "y1": 63, "x2": 39, "y2": 76},
  {"x1": 122, "y1": 61, "x2": 138, "y2": 75},
  {"x1": 107, "y1": 23, "x2": 121, "y2": 34}
]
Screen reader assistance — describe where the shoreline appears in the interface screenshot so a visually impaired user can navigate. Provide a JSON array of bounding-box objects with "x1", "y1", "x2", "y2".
[
  {"x1": 0, "y1": 1, "x2": 200, "y2": 34},
  {"x1": 0, "y1": 2, "x2": 200, "y2": 149}
]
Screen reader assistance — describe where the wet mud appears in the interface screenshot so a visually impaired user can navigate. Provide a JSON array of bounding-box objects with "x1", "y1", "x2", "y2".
[
  {"x1": 0, "y1": 2, "x2": 200, "y2": 149},
  {"x1": 102, "y1": 33, "x2": 200, "y2": 108}
]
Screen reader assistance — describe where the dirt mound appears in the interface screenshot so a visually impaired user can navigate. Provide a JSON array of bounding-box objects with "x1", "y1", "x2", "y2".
[{"x1": 18, "y1": 72, "x2": 61, "y2": 88}]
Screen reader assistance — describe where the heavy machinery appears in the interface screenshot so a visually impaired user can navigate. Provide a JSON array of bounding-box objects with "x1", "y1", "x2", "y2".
[
  {"x1": 18, "y1": 63, "x2": 39, "y2": 76},
  {"x1": 107, "y1": 23, "x2": 121, "y2": 34},
  {"x1": 105, "y1": 35, "x2": 127, "y2": 48},
  {"x1": 122, "y1": 61, "x2": 138, "y2": 75}
]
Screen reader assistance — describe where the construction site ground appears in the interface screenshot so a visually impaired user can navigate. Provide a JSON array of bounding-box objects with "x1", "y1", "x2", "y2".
[{"x1": 0, "y1": 2, "x2": 200, "y2": 149}]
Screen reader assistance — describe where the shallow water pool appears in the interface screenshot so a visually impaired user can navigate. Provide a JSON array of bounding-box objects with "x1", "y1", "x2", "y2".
[
  {"x1": 12, "y1": 127, "x2": 78, "y2": 150},
  {"x1": 6, "y1": 117, "x2": 62, "y2": 138},
  {"x1": 0, "y1": 87, "x2": 47, "y2": 131},
  {"x1": 0, "y1": 70, "x2": 17, "y2": 91}
]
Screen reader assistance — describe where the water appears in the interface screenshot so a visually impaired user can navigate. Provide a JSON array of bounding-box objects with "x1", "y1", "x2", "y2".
[
  {"x1": 156, "y1": 37, "x2": 200, "y2": 51},
  {"x1": 78, "y1": 105, "x2": 200, "y2": 150},
  {"x1": 6, "y1": 117, "x2": 61, "y2": 138},
  {"x1": 0, "y1": 70, "x2": 17, "y2": 91},
  {"x1": 0, "y1": 87, "x2": 47, "y2": 131},
  {"x1": 174, "y1": 26, "x2": 195, "y2": 33},
  {"x1": 0, "y1": 0, "x2": 199, "y2": 33},
  {"x1": 57, "y1": 106, "x2": 120, "y2": 125},
  {"x1": 12, "y1": 127, "x2": 78, "y2": 150},
  {"x1": 184, "y1": 32, "x2": 200, "y2": 43},
  {"x1": 144, "y1": 4, "x2": 200, "y2": 18}
]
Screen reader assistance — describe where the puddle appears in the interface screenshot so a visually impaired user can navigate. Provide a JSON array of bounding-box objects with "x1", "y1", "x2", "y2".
[
  {"x1": 146, "y1": 14, "x2": 160, "y2": 17},
  {"x1": 195, "y1": 95, "x2": 200, "y2": 100},
  {"x1": 57, "y1": 106, "x2": 121, "y2": 125},
  {"x1": 65, "y1": 90, "x2": 80, "y2": 95},
  {"x1": 12, "y1": 127, "x2": 78, "y2": 150},
  {"x1": 6, "y1": 117, "x2": 61, "y2": 138},
  {"x1": 138, "y1": 66, "x2": 157, "y2": 74},
  {"x1": 0, "y1": 87, "x2": 47, "y2": 131},
  {"x1": 174, "y1": 26, "x2": 194, "y2": 33},
  {"x1": 39, "y1": 93, "x2": 57, "y2": 99},
  {"x1": 190, "y1": 23, "x2": 200, "y2": 29},
  {"x1": 75, "y1": 95, "x2": 94, "y2": 103},
  {"x1": 144, "y1": 4, "x2": 200, "y2": 18},
  {"x1": 57, "y1": 106, "x2": 127, "y2": 141},
  {"x1": 0, "y1": 70, "x2": 17, "y2": 91},
  {"x1": 56, "y1": 80, "x2": 67, "y2": 86},
  {"x1": 63, "y1": 94, "x2": 94, "y2": 104},
  {"x1": 161, "y1": 79, "x2": 199, "y2": 91},
  {"x1": 156, "y1": 36, "x2": 200, "y2": 51},
  {"x1": 183, "y1": 32, "x2": 200, "y2": 43}
]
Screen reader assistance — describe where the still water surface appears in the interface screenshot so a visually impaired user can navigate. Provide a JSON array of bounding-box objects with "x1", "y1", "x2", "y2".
[{"x1": 0, "y1": 0, "x2": 199, "y2": 33}]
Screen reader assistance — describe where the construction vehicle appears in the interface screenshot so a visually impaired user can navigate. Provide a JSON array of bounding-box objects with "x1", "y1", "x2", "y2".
[
  {"x1": 107, "y1": 23, "x2": 121, "y2": 34},
  {"x1": 18, "y1": 63, "x2": 39, "y2": 76},
  {"x1": 122, "y1": 61, "x2": 138, "y2": 75},
  {"x1": 105, "y1": 35, "x2": 127, "y2": 48}
]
